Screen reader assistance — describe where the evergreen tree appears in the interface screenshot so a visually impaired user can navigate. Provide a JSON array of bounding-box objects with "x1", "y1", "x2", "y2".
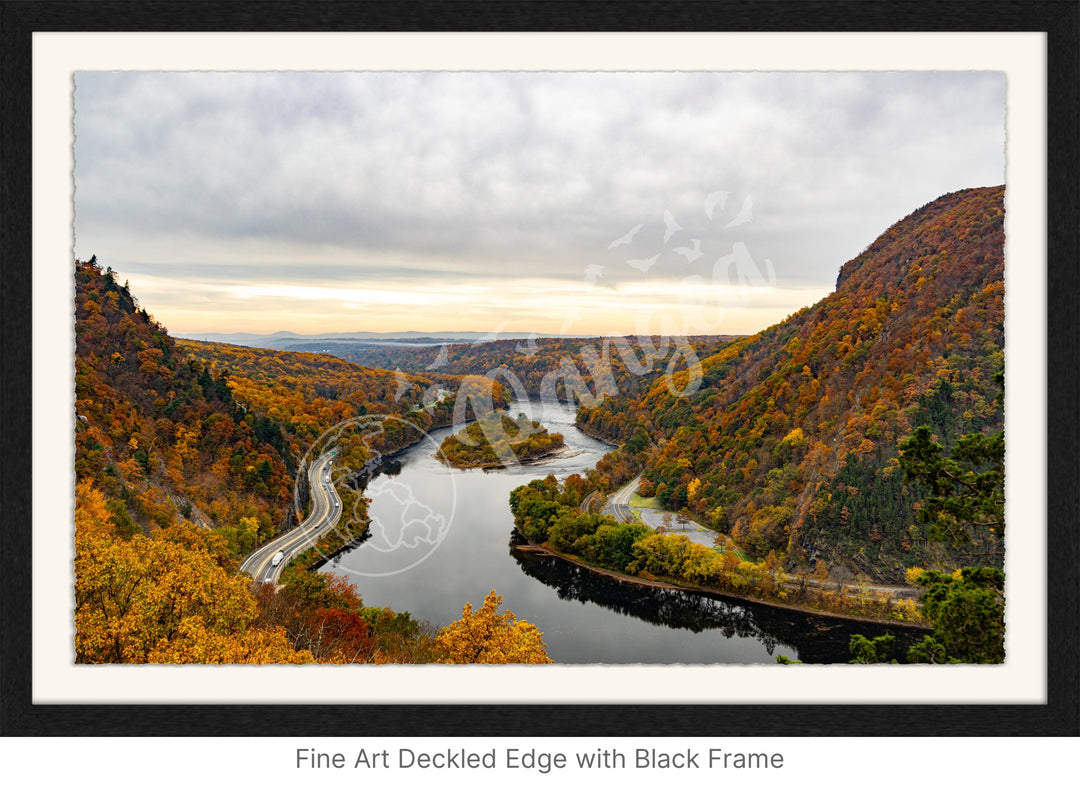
[{"x1": 881, "y1": 373, "x2": 1003, "y2": 662}]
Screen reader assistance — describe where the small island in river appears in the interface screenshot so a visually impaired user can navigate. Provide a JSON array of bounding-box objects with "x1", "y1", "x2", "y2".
[{"x1": 438, "y1": 411, "x2": 566, "y2": 469}]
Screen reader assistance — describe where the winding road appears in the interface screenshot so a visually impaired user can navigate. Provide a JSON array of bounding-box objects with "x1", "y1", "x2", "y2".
[
  {"x1": 240, "y1": 450, "x2": 342, "y2": 585},
  {"x1": 603, "y1": 474, "x2": 640, "y2": 524},
  {"x1": 604, "y1": 474, "x2": 719, "y2": 548}
]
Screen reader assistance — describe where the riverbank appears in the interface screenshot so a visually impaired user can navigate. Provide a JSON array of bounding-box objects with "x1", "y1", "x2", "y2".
[
  {"x1": 573, "y1": 419, "x2": 621, "y2": 446},
  {"x1": 511, "y1": 534, "x2": 930, "y2": 630}
]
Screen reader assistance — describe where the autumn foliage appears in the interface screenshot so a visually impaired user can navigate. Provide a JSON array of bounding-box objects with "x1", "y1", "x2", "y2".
[
  {"x1": 75, "y1": 481, "x2": 311, "y2": 664},
  {"x1": 78, "y1": 477, "x2": 552, "y2": 663},
  {"x1": 438, "y1": 412, "x2": 565, "y2": 468},
  {"x1": 510, "y1": 477, "x2": 924, "y2": 625},
  {"x1": 75, "y1": 260, "x2": 294, "y2": 544},
  {"x1": 434, "y1": 590, "x2": 553, "y2": 664},
  {"x1": 175, "y1": 338, "x2": 510, "y2": 464}
]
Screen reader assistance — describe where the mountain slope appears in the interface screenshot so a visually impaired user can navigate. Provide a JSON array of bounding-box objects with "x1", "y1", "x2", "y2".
[
  {"x1": 75, "y1": 259, "x2": 543, "y2": 664},
  {"x1": 75, "y1": 259, "x2": 295, "y2": 540},
  {"x1": 578, "y1": 186, "x2": 1005, "y2": 581}
]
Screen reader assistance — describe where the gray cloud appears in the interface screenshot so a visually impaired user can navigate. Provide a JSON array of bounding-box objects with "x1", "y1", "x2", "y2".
[{"x1": 73, "y1": 71, "x2": 1005, "y2": 333}]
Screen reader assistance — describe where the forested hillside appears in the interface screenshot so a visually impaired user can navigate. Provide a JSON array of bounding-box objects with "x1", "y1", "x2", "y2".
[
  {"x1": 578, "y1": 187, "x2": 1005, "y2": 582},
  {"x1": 175, "y1": 338, "x2": 508, "y2": 562},
  {"x1": 288, "y1": 334, "x2": 740, "y2": 404}
]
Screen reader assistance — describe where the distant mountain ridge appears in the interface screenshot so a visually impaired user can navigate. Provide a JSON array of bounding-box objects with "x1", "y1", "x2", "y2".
[{"x1": 176, "y1": 329, "x2": 601, "y2": 349}]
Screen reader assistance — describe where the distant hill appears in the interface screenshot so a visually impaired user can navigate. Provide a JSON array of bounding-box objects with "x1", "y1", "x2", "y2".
[
  {"x1": 303, "y1": 335, "x2": 741, "y2": 403},
  {"x1": 578, "y1": 186, "x2": 1005, "y2": 582},
  {"x1": 176, "y1": 329, "x2": 597, "y2": 350}
]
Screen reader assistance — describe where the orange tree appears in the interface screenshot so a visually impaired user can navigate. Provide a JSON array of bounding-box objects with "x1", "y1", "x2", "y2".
[
  {"x1": 74, "y1": 481, "x2": 311, "y2": 664},
  {"x1": 434, "y1": 590, "x2": 553, "y2": 664}
]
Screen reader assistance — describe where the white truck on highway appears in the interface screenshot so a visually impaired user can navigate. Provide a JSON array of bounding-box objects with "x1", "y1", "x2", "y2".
[{"x1": 270, "y1": 550, "x2": 285, "y2": 567}]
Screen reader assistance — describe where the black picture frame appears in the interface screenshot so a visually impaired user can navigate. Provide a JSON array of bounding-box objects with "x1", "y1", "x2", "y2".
[{"x1": 2, "y1": 1, "x2": 1077, "y2": 738}]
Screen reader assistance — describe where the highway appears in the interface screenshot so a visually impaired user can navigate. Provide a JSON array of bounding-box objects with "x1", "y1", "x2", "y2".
[
  {"x1": 603, "y1": 474, "x2": 641, "y2": 524},
  {"x1": 239, "y1": 450, "x2": 342, "y2": 585}
]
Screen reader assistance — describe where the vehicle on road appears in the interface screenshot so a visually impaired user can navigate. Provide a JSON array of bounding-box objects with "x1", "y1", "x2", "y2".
[{"x1": 271, "y1": 550, "x2": 285, "y2": 567}]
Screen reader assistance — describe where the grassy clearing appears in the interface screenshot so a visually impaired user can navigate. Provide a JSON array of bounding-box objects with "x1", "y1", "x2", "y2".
[
  {"x1": 723, "y1": 541, "x2": 752, "y2": 562},
  {"x1": 629, "y1": 493, "x2": 662, "y2": 510}
]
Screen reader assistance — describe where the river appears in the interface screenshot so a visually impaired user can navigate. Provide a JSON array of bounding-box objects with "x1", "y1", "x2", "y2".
[{"x1": 324, "y1": 399, "x2": 923, "y2": 663}]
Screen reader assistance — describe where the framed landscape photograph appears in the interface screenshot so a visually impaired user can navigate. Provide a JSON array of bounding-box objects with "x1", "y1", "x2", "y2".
[{"x1": 3, "y1": 0, "x2": 1077, "y2": 756}]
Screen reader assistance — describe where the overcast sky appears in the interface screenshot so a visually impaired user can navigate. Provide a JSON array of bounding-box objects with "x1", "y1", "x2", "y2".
[{"x1": 73, "y1": 71, "x2": 1004, "y2": 337}]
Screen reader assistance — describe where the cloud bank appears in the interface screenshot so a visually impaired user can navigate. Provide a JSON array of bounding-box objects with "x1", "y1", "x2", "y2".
[{"x1": 74, "y1": 71, "x2": 1005, "y2": 336}]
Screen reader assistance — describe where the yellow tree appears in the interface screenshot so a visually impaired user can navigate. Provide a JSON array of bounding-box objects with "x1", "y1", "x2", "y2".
[
  {"x1": 75, "y1": 482, "x2": 311, "y2": 664},
  {"x1": 146, "y1": 617, "x2": 311, "y2": 664},
  {"x1": 434, "y1": 590, "x2": 553, "y2": 664},
  {"x1": 74, "y1": 480, "x2": 113, "y2": 539}
]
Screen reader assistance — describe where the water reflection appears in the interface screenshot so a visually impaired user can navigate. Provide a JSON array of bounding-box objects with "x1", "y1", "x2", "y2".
[{"x1": 510, "y1": 542, "x2": 925, "y2": 664}]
